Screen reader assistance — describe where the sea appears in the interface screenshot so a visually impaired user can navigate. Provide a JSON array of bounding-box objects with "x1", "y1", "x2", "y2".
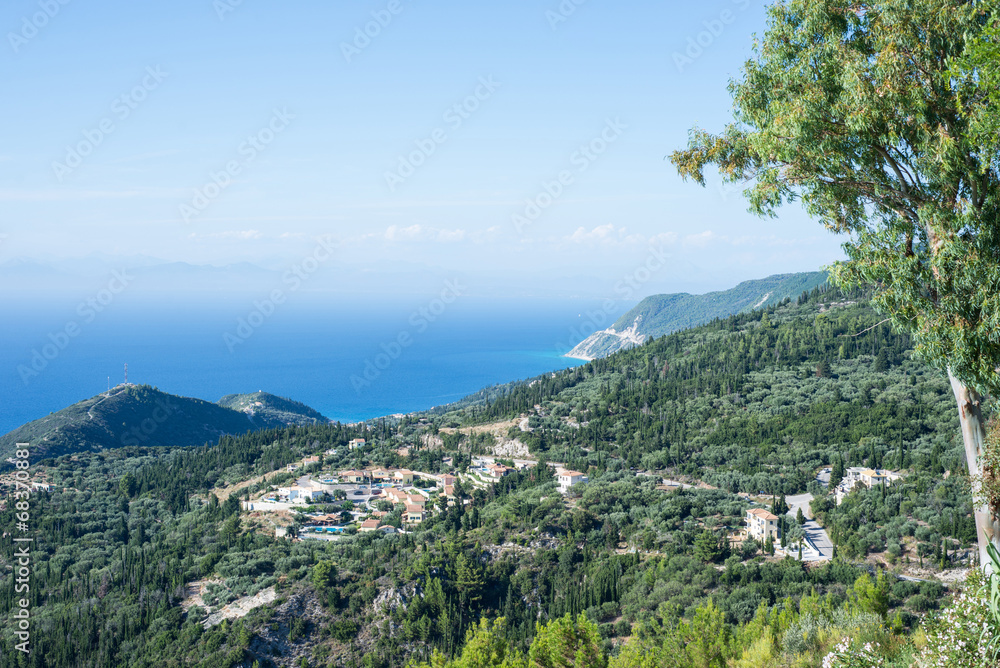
[{"x1": 0, "y1": 295, "x2": 631, "y2": 436}]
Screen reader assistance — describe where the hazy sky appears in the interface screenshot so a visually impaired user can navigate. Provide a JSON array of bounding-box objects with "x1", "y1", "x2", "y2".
[{"x1": 0, "y1": 0, "x2": 846, "y2": 297}]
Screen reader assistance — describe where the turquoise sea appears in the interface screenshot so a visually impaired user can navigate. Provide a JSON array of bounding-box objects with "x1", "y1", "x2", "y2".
[{"x1": 0, "y1": 295, "x2": 631, "y2": 436}]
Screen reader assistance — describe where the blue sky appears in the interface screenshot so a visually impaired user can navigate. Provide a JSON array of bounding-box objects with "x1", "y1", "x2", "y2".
[{"x1": 0, "y1": 0, "x2": 846, "y2": 298}]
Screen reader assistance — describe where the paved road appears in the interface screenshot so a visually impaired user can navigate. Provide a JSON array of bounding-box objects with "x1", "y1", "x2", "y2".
[
  {"x1": 816, "y1": 468, "x2": 831, "y2": 487},
  {"x1": 784, "y1": 492, "x2": 834, "y2": 561}
]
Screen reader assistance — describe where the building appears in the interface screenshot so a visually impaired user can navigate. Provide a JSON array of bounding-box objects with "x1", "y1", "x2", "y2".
[
  {"x1": 394, "y1": 469, "x2": 414, "y2": 484},
  {"x1": 485, "y1": 464, "x2": 512, "y2": 481},
  {"x1": 404, "y1": 504, "x2": 425, "y2": 524},
  {"x1": 359, "y1": 519, "x2": 380, "y2": 533},
  {"x1": 835, "y1": 467, "x2": 903, "y2": 505},
  {"x1": 340, "y1": 470, "x2": 368, "y2": 484},
  {"x1": 277, "y1": 485, "x2": 325, "y2": 504},
  {"x1": 438, "y1": 474, "x2": 457, "y2": 488},
  {"x1": 746, "y1": 508, "x2": 780, "y2": 541},
  {"x1": 303, "y1": 456, "x2": 320, "y2": 465},
  {"x1": 558, "y1": 470, "x2": 588, "y2": 493},
  {"x1": 348, "y1": 438, "x2": 366, "y2": 450}
]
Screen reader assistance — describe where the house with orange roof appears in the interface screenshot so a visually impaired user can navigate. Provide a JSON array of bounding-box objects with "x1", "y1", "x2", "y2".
[{"x1": 746, "y1": 508, "x2": 780, "y2": 541}]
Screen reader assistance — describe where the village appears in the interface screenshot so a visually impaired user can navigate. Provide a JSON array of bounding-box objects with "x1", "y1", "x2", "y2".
[{"x1": 239, "y1": 438, "x2": 594, "y2": 541}]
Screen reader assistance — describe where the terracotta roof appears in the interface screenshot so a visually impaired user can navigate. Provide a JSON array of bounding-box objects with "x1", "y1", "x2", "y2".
[
  {"x1": 747, "y1": 508, "x2": 779, "y2": 520},
  {"x1": 560, "y1": 470, "x2": 585, "y2": 477}
]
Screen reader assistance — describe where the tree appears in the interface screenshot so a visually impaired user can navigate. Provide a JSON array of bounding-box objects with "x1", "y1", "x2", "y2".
[
  {"x1": 311, "y1": 560, "x2": 337, "y2": 591},
  {"x1": 671, "y1": 0, "x2": 1000, "y2": 568},
  {"x1": 118, "y1": 473, "x2": 136, "y2": 498},
  {"x1": 830, "y1": 455, "x2": 845, "y2": 489},
  {"x1": 407, "y1": 617, "x2": 527, "y2": 668},
  {"x1": 848, "y1": 571, "x2": 890, "y2": 618},
  {"x1": 796, "y1": 507, "x2": 805, "y2": 526},
  {"x1": 529, "y1": 613, "x2": 607, "y2": 668},
  {"x1": 694, "y1": 530, "x2": 722, "y2": 563},
  {"x1": 874, "y1": 348, "x2": 890, "y2": 372},
  {"x1": 220, "y1": 514, "x2": 240, "y2": 544}
]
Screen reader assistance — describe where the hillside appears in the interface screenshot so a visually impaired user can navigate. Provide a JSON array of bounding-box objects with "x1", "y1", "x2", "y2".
[
  {"x1": 218, "y1": 391, "x2": 330, "y2": 427},
  {"x1": 566, "y1": 270, "x2": 828, "y2": 359},
  {"x1": 0, "y1": 385, "x2": 327, "y2": 460},
  {"x1": 0, "y1": 287, "x2": 982, "y2": 668}
]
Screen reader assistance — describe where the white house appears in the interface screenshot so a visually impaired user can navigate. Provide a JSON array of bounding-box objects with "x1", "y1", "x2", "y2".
[
  {"x1": 348, "y1": 438, "x2": 366, "y2": 450},
  {"x1": 278, "y1": 485, "x2": 325, "y2": 504},
  {"x1": 746, "y1": 508, "x2": 780, "y2": 541},
  {"x1": 835, "y1": 467, "x2": 903, "y2": 505},
  {"x1": 558, "y1": 470, "x2": 588, "y2": 493}
]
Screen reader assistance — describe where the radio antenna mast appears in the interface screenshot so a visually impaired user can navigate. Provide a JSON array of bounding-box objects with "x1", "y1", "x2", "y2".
[{"x1": 124, "y1": 363, "x2": 128, "y2": 385}]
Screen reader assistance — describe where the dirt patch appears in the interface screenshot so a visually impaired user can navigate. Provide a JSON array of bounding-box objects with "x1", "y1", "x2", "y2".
[
  {"x1": 438, "y1": 418, "x2": 520, "y2": 437},
  {"x1": 213, "y1": 468, "x2": 288, "y2": 502},
  {"x1": 203, "y1": 586, "x2": 277, "y2": 628}
]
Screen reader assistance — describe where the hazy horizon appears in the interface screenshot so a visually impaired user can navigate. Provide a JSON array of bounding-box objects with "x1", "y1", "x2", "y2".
[{"x1": 1, "y1": 0, "x2": 845, "y2": 301}]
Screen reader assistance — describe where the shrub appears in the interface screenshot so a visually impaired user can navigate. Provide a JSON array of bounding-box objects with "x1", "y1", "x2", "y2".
[{"x1": 916, "y1": 569, "x2": 996, "y2": 668}]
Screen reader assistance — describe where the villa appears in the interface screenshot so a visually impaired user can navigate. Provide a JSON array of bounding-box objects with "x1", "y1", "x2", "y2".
[{"x1": 746, "y1": 508, "x2": 780, "y2": 541}]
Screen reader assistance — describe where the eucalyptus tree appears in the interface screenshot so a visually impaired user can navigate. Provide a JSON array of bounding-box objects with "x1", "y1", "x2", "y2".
[{"x1": 670, "y1": 0, "x2": 1000, "y2": 567}]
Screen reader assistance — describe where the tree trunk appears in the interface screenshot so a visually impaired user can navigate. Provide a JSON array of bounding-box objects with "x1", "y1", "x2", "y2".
[{"x1": 948, "y1": 369, "x2": 1000, "y2": 572}]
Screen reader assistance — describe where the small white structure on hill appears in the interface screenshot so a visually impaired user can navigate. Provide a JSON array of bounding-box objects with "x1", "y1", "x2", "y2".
[
  {"x1": 835, "y1": 467, "x2": 903, "y2": 505},
  {"x1": 558, "y1": 470, "x2": 588, "y2": 493}
]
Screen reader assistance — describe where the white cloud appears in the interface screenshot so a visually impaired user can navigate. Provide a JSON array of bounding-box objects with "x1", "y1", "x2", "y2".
[
  {"x1": 384, "y1": 224, "x2": 424, "y2": 241},
  {"x1": 383, "y1": 224, "x2": 466, "y2": 243},
  {"x1": 682, "y1": 230, "x2": 721, "y2": 248},
  {"x1": 436, "y1": 228, "x2": 466, "y2": 242}
]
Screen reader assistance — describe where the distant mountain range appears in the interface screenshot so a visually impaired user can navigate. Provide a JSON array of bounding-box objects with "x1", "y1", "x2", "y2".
[
  {"x1": 0, "y1": 385, "x2": 329, "y2": 461},
  {"x1": 566, "y1": 271, "x2": 829, "y2": 360}
]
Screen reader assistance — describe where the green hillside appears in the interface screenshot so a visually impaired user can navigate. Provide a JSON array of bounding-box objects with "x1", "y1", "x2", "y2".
[
  {"x1": 218, "y1": 391, "x2": 330, "y2": 427},
  {"x1": 0, "y1": 287, "x2": 982, "y2": 668},
  {"x1": 567, "y1": 271, "x2": 829, "y2": 359},
  {"x1": 0, "y1": 385, "x2": 258, "y2": 460}
]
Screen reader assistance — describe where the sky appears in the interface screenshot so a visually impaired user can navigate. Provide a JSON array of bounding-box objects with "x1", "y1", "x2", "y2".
[{"x1": 0, "y1": 0, "x2": 847, "y2": 300}]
